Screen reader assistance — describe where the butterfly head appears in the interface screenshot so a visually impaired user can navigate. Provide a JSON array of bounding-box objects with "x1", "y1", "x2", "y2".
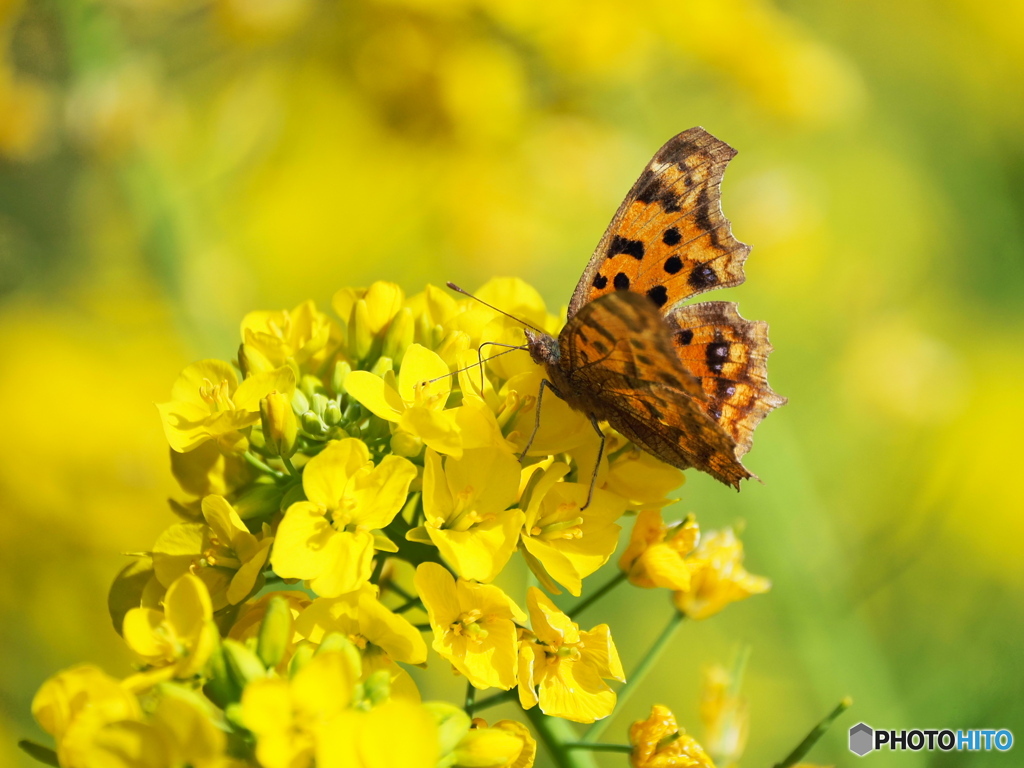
[{"x1": 524, "y1": 329, "x2": 560, "y2": 366}]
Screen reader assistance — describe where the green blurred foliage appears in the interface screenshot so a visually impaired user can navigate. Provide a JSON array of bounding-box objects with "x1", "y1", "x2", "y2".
[{"x1": 1, "y1": 0, "x2": 1022, "y2": 766}]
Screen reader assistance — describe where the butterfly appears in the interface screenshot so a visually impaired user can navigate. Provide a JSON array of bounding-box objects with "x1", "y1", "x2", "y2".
[{"x1": 521, "y1": 127, "x2": 786, "y2": 492}]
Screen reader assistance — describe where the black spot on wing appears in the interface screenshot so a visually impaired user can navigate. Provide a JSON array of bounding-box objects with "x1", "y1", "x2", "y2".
[
  {"x1": 614, "y1": 272, "x2": 630, "y2": 290},
  {"x1": 677, "y1": 329, "x2": 694, "y2": 345},
  {"x1": 687, "y1": 264, "x2": 719, "y2": 290},
  {"x1": 716, "y1": 379, "x2": 737, "y2": 398},
  {"x1": 608, "y1": 235, "x2": 645, "y2": 260},
  {"x1": 636, "y1": 354, "x2": 652, "y2": 366},
  {"x1": 663, "y1": 227, "x2": 682, "y2": 246},
  {"x1": 706, "y1": 342, "x2": 729, "y2": 374},
  {"x1": 664, "y1": 256, "x2": 682, "y2": 274},
  {"x1": 646, "y1": 285, "x2": 669, "y2": 308},
  {"x1": 593, "y1": 274, "x2": 608, "y2": 289}
]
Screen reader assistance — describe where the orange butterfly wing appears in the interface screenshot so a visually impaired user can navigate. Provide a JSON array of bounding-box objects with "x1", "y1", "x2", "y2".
[
  {"x1": 550, "y1": 291, "x2": 752, "y2": 488},
  {"x1": 568, "y1": 127, "x2": 748, "y2": 318}
]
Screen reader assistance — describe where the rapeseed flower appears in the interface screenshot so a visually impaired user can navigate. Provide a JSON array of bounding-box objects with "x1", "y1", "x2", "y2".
[
  {"x1": 157, "y1": 359, "x2": 295, "y2": 453},
  {"x1": 240, "y1": 299, "x2": 339, "y2": 374},
  {"x1": 271, "y1": 438, "x2": 416, "y2": 596},
  {"x1": 673, "y1": 529, "x2": 771, "y2": 620},
  {"x1": 415, "y1": 447, "x2": 524, "y2": 582},
  {"x1": 619, "y1": 511, "x2": 699, "y2": 591},
  {"x1": 629, "y1": 705, "x2": 716, "y2": 768},
  {"x1": 415, "y1": 562, "x2": 525, "y2": 690},
  {"x1": 517, "y1": 587, "x2": 624, "y2": 723}
]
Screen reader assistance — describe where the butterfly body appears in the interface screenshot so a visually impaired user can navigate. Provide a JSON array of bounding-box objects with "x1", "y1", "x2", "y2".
[{"x1": 524, "y1": 127, "x2": 785, "y2": 489}]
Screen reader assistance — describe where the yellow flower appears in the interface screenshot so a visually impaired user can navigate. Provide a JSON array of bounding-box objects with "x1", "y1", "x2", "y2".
[
  {"x1": 157, "y1": 359, "x2": 295, "y2": 453},
  {"x1": 415, "y1": 447, "x2": 524, "y2": 582},
  {"x1": 271, "y1": 438, "x2": 416, "y2": 597},
  {"x1": 619, "y1": 511, "x2": 699, "y2": 591},
  {"x1": 672, "y1": 528, "x2": 771, "y2": 620},
  {"x1": 700, "y1": 664, "x2": 748, "y2": 768},
  {"x1": 152, "y1": 495, "x2": 273, "y2": 610},
  {"x1": 415, "y1": 562, "x2": 526, "y2": 690},
  {"x1": 333, "y1": 281, "x2": 408, "y2": 362},
  {"x1": 629, "y1": 705, "x2": 716, "y2": 768},
  {"x1": 240, "y1": 299, "x2": 339, "y2": 374},
  {"x1": 519, "y1": 462, "x2": 625, "y2": 596},
  {"x1": 121, "y1": 573, "x2": 219, "y2": 686},
  {"x1": 468, "y1": 719, "x2": 537, "y2": 768},
  {"x1": 317, "y1": 699, "x2": 439, "y2": 768},
  {"x1": 603, "y1": 449, "x2": 686, "y2": 509},
  {"x1": 32, "y1": 665, "x2": 141, "y2": 768},
  {"x1": 293, "y1": 583, "x2": 427, "y2": 665},
  {"x1": 345, "y1": 342, "x2": 463, "y2": 456},
  {"x1": 229, "y1": 590, "x2": 311, "y2": 647},
  {"x1": 85, "y1": 687, "x2": 236, "y2": 768},
  {"x1": 242, "y1": 650, "x2": 358, "y2": 768},
  {"x1": 517, "y1": 588, "x2": 624, "y2": 723},
  {"x1": 169, "y1": 440, "x2": 255, "y2": 521}
]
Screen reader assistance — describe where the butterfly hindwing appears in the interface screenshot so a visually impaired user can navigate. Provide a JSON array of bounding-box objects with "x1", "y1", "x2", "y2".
[
  {"x1": 554, "y1": 292, "x2": 752, "y2": 488},
  {"x1": 568, "y1": 127, "x2": 749, "y2": 319},
  {"x1": 666, "y1": 301, "x2": 787, "y2": 458}
]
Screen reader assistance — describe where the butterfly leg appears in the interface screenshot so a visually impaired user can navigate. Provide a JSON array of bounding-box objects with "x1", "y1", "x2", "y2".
[
  {"x1": 582, "y1": 416, "x2": 605, "y2": 510},
  {"x1": 518, "y1": 378, "x2": 560, "y2": 460}
]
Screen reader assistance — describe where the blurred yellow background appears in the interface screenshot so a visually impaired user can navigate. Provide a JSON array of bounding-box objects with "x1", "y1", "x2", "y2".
[{"x1": 2, "y1": 0, "x2": 1022, "y2": 765}]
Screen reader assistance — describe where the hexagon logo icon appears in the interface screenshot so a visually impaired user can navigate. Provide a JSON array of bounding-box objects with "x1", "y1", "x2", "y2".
[{"x1": 849, "y1": 722, "x2": 874, "y2": 756}]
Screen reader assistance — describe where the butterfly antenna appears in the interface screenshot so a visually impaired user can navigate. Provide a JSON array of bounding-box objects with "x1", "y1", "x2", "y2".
[
  {"x1": 424, "y1": 345, "x2": 526, "y2": 385},
  {"x1": 446, "y1": 282, "x2": 547, "y2": 335}
]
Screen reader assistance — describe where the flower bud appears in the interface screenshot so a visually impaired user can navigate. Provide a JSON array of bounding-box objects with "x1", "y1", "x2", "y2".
[
  {"x1": 323, "y1": 398, "x2": 343, "y2": 426},
  {"x1": 316, "y1": 632, "x2": 363, "y2": 681},
  {"x1": 424, "y1": 702, "x2": 472, "y2": 756},
  {"x1": 203, "y1": 642, "x2": 238, "y2": 708},
  {"x1": 256, "y1": 596, "x2": 292, "y2": 669},
  {"x1": 390, "y1": 429, "x2": 423, "y2": 457},
  {"x1": 383, "y1": 307, "x2": 414, "y2": 365},
  {"x1": 331, "y1": 361, "x2": 352, "y2": 393},
  {"x1": 311, "y1": 393, "x2": 329, "y2": 419},
  {"x1": 260, "y1": 393, "x2": 297, "y2": 458},
  {"x1": 453, "y1": 728, "x2": 524, "y2": 767},
  {"x1": 288, "y1": 641, "x2": 316, "y2": 678},
  {"x1": 301, "y1": 410, "x2": 327, "y2": 436},
  {"x1": 232, "y1": 483, "x2": 285, "y2": 520},
  {"x1": 292, "y1": 388, "x2": 310, "y2": 415},
  {"x1": 364, "y1": 669, "x2": 391, "y2": 706},
  {"x1": 350, "y1": 299, "x2": 373, "y2": 361},
  {"x1": 370, "y1": 356, "x2": 393, "y2": 377},
  {"x1": 221, "y1": 638, "x2": 266, "y2": 690}
]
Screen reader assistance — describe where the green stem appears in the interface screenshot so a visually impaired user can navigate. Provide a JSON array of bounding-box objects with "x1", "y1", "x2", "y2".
[
  {"x1": 465, "y1": 682, "x2": 477, "y2": 717},
  {"x1": 564, "y1": 743, "x2": 633, "y2": 753},
  {"x1": 582, "y1": 611, "x2": 685, "y2": 743},
  {"x1": 394, "y1": 596, "x2": 422, "y2": 614},
  {"x1": 243, "y1": 451, "x2": 285, "y2": 478},
  {"x1": 570, "y1": 571, "x2": 627, "y2": 619},
  {"x1": 772, "y1": 697, "x2": 853, "y2": 768},
  {"x1": 475, "y1": 689, "x2": 516, "y2": 711},
  {"x1": 281, "y1": 455, "x2": 298, "y2": 476},
  {"x1": 370, "y1": 556, "x2": 387, "y2": 586},
  {"x1": 524, "y1": 706, "x2": 596, "y2": 768}
]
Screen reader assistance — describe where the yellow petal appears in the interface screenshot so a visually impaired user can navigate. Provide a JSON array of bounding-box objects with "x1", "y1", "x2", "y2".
[
  {"x1": 351, "y1": 453, "x2": 417, "y2": 529},
  {"x1": 302, "y1": 438, "x2": 370, "y2": 508},
  {"x1": 400, "y1": 407, "x2": 462, "y2": 458},
  {"x1": 397, "y1": 344, "x2": 451, "y2": 406},
  {"x1": 345, "y1": 370, "x2": 405, "y2": 422},
  {"x1": 232, "y1": 367, "x2": 296, "y2": 412},
  {"x1": 428, "y1": 510, "x2": 524, "y2": 583},
  {"x1": 414, "y1": 562, "x2": 461, "y2": 627},
  {"x1": 170, "y1": 360, "x2": 238, "y2": 405}
]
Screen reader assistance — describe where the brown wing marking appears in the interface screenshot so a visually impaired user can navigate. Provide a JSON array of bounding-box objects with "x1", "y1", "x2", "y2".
[
  {"x1": 666, "y1": 301, "x2": 787, "y2": 458},
  {"x1": 568, "y1": 127, "x2": 749, "y2": 319},
  {"x1": 556, "y1": 292, "x2": 751, "y2": 489}
]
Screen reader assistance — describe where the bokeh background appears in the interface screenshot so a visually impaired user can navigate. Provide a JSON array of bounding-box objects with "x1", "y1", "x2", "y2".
[{"x1": 2, "y1": 0, "x2": 1022, "y2": 765}]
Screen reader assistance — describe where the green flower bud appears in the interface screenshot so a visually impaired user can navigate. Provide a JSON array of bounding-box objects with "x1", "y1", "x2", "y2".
[
  {"x1": 301, "y1": 410, "x2": 327, "y2": 436},
  {"x1": 222, "y1": 638, "x2": 266, "y2": 690},
  {"x1": 364, "y1": 668, "x2": 391, "y2": 706},
  {"x1": 370, "y1": 356, "x2": 393, "y2": 377},
  {"x1": 424, "y1": 702, "x2": 472, "y2": 757},
  {"x1": 292, "y1": 388, "x2": 310, "y2": 415},
  {"x1": 256, "y1": 596, "x2": 292, "y2": 669},
  {"x1": 288, "y1": 641, "x2": 316, "y2": 678},
  {"x1": 323, "y1": 398, "x2": 343, "y2": 426},
  {"x1": 260, "y1": 392, "x2": 298, "y2": 458},
  {"x1": 311, "y1": 393, "x2": 329, "y2": 419},
  {"x1": 390, "y1": 430, "x2": 423, "y2": 457},
  {"x1": 351, "y1": 299, "x2": 373, "y2": 361},
  {"x1": 233, "y1": 483, "x2": 284, "y2": 520},
  {"x1": 300, "y1": 374, "x2": 325, "y2": 401},
  {"x1": 316, "y1": 632, "x2": 363, "y2": 681},
  {"x1": 202, "y1": 642, "x2": 239, "y2": 708}
]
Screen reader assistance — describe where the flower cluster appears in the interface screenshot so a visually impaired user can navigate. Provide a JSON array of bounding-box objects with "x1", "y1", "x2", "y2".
[{"x1": 25, "y1": 279, "x2": 774, "y2": 768}]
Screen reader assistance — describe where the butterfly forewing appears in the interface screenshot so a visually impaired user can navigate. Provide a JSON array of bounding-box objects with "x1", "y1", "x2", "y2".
[
  {"x1": 568, "y1": 127, "x2": 749, "y2": 319},
  {"x1": 554, "y1": 292, "x2": 752, "y2": 488}
]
